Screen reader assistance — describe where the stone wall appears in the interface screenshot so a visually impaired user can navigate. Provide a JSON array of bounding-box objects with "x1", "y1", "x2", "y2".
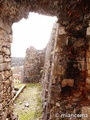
[
  {"x1": 23, "y1": 46, "x2": 45, "y2": 83},
  {"x1": 42, "y1": 23, "x2": 59, "y2": 119},
  {"x1": 86, "y1": 27, "x2": 90, "y2": 105},
  {"x1": 0, "y1": 1, "x2": 90, "y2": 120},
  {"x1": 42, "y1": 23, "x2": 90, "y2": 120},
  {"x1": 0, "y1": 17, "x2": 90, "y2": 120},
  {"x1": 0, "y1": 18, "x2": 16, "y2": 119},
  {"x1": 0, "y1": 18, "x2": 90, "y2": 120}
]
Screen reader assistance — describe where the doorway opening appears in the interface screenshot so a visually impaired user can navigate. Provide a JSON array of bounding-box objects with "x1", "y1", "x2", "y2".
[{"x1": 11, "y1": 12, "x2": 57, "y2": 120}]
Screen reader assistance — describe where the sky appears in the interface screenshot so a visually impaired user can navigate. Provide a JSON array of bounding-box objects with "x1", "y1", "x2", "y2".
[{"x1": 11, "y1": 12, "x2": 57, "y2": 57}]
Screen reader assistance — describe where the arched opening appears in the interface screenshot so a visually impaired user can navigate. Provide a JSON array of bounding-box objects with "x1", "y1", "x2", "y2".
[
  {"x1": 1, "y1": 1, "x2": 90, "y2": 120},
  {"x1": 11, "y1": 12, "x2": 57, "y2": 119}
]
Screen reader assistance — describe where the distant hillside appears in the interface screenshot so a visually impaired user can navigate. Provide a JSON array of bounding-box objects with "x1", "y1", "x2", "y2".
[{"x1": 11, "y1": 57, "x2": 24, "y2": 67}]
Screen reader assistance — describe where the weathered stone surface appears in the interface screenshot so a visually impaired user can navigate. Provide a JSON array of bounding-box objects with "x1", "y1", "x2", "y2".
[
  {"x1": 23, "y1": 46, "x2": 45, "y2": 83},
  {"x1": 86, "y1": 77, "x2": 90, "y2": 85},
  {"x1": 59, "y1": 27, "x2": 66, "y2": 35},
  {"x1": 2, "y1": 47, "x2": 11, "y2": 55},
  {"x1": 0, "y1": 1, "x2": 90, "y2": 119},
  {"x1": 0, "y1": 55, "x2": 3, "y2": 63},
  {"x1": 3, "y1": 55, "x2": 11, "y2": 62},
  {"x1": 61, "y1": 79, "x2": 74, "y2": 87},
  {"x1": 87, "y1": 27, "x2": 90, "y2": 35},
  {"x1": 42, "y1": 23, "x2": 90, "y2": 120},
  {"x1": 82, "y1": 107, "x2": 90, "y2": 120},
  {"x1": 42, "y1": 23, "x2": 59, "y2": 119},
  {"x1": 0, "y1": 17, "x2": 15, "y2": 120}
]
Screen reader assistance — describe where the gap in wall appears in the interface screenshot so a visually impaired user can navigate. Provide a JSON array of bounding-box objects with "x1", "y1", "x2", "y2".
[{"x1": 11, "y1": 12, "x2": 57, "y2": 120}]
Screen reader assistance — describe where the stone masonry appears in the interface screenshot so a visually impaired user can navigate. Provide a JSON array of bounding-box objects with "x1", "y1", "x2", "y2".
[
  {"x1": 0, "y1": 1, "x2": 90, "y2": 120},
  {"x1": 0, "y1": 18, "x2": 17, "y2": 119},
  {"x1": 23, "y1": 46, "x2": 45, "y2": 83},
  {"x1": 42, "y1": 23, "x2": 90, "y2": 120},
  {"x1": 0, "y1": 20, "x2": 90, "y2": 120},
  {"x1": 42, "y1": 23, "x2": 58, "y2": 119}
]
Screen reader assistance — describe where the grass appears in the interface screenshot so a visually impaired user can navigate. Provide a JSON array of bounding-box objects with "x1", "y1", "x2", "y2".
[
  {"x1": 14, "y1": 83, "x2": 42, "y2": 120},
  {"x1": 14, "y1": 83, "x2": 25, "y2": 89}
]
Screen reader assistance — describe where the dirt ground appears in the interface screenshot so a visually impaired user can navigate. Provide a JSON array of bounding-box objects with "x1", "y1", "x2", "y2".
[{"x1": 14, "y1": 83, "x2": 42, "y2": 120}]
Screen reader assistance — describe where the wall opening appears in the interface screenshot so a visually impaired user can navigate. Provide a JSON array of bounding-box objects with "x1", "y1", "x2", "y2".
[
  {"x1": 11, "y1": 12, "x2": 57, "y2": 57},
  {"x1": 11, "y1": 12, "x2": 57, "y2": 119}
]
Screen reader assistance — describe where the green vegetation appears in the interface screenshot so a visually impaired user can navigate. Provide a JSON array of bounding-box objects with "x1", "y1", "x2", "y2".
[
  {"x1": 14, "y1": 83, "x2": 42, "y2": 120},
  {"x1": 14, "y1": 83, "x2": 25, "y2": 89}
]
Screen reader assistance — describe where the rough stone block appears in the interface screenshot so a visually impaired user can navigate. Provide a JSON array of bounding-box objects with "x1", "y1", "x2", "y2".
[
  {"x1": 82, "y1": 106, "x2": 90, "y2": 120},
  {"x1": 81, "y1": 62, "x2": 85, "y2": 71},
  {"x1": 0, "y1": 18, "x2": 11, "y2": 33},
  {"x1": 86, "y1": 84, "x2": 90, "y2": 92},
  {"x1": 5, "y1": 71, "x2": 11, "y2": 79},
  {"x1": 87, "y1": 27, "x2": 90, "y2": 35},
  {"x1": 0, "y1": 103, "x2": 3, "y2": 110},
  {"x1": 88, "y1": 70, "x2": 90, "y2": 75},
  {"x1": 1, "y1": 41, "x2": 11, "y2": 47},
  {"x1": 7, "y1": 62, "x2": 11, "y2": 70},
  {"x1": 0, "y1": 45, "x2": 2, "y2": 52},
  {"x1": 54, "y1": 64, "x2": 64, "y2": 75},
  {"x1": 0, "y1": 83, "x2": 3, "y2": 91},
  {"x1": 86, "y1": 77, "x2": 90, "y2": 85},
  {"x1": 87, "y1": 63, "x2": 89, "y2": 70},
  {"x1": 0, "y1": 55, "x2": 3, "y2": 63},
  {"x1": 0, "y1": 90, "x2": 3, "y2": 97},
  {"x1": 68, "y1": 79, "x2": 74, "y2": 87},
  {"x1": 56, "y1": 102, "x2": 60, "y2": 107},
  {"x1": 2, "y1": 47, "x2": 11, "y2": 55},
  {"x1": 0, "y1": 71, "x2": 5, "y2": 80},
  {"x1": 9, "y1": 34, "x2": 13, "y2": 43},
  {"x1": 89, "y1": 58, "x2": 90, "y2": 62},
  {"x1": 59, "y1": 27, "x2": 66, "y2": 35},
  {"x1": 4, "y1": 55, "x2": 11, "y2": 62},
  {"x1": 0, "y1": 29, "x2": 10, "y2": 42},
  {"x1": 61, "y1": 79, "x2": 68, "y2": 87},
  {"x1": 0, "y1": 63, "x2": 6, "y2": 71},
  {"x1": 87, "y1": 51, "x2": 90, "y2": 57},
  {"x1": 0, "y1": 62, "x2": 11, "y2": 71},
  {"x1": 61, "y1": 79, "x2": 74, "y2": 87}
]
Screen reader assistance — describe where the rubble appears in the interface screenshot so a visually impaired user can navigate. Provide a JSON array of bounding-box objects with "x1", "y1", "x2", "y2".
[{"x1": 25, "y1": 103, "x2": 29, "y2": 107}]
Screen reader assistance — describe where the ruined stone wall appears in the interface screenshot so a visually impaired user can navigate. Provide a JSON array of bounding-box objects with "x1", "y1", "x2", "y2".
[
  {"x1": 42, "y1": 23, "x2": 59, "y2": 119},
  {"x1": 86, "y1": 27, "x2": 90, "y2": 104},
  {"x1": 0, "y1": 1, "x2": 90, "y2": 120},
  {"x1": 0, "y1": 17, "x2": 90, "y2": 120},
  {"x1": 23, "y1": 46, "x2": 45, "y2": 83},
  {"x1": 0, "y1": 18, "x2": 90, "y2": 120},
  {"x1": 42, "y1": 23, "x2": 90, "y2": 120},
  {"x1": 81, "y1": 27, "x2": 90, "y2": 120},
  {"x1": 0, "y1": 18, "x2": 16, "y2": 120}
]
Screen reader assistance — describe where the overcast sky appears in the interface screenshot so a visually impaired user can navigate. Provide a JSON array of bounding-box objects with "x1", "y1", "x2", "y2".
[{"x1": 11, "y1": 12, "x2": 57, "y2": 57}]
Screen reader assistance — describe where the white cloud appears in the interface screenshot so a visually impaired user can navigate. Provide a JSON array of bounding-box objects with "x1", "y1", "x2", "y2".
[{"x1": 11, "y1": 12, "x2": 57, "y2": 57}]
